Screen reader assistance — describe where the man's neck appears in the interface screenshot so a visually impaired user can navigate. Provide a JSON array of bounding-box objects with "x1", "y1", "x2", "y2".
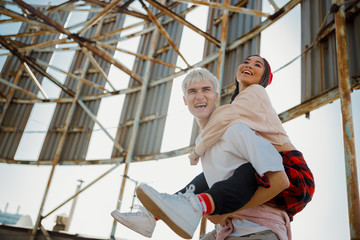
[{"x1": 197, "y1": 118, "x2": 209, "y2": 131}]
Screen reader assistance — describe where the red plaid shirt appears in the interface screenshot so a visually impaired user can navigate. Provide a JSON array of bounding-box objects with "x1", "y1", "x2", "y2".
[{"x1": 256, "y1": 150, "x2": 315, "y2": 221}]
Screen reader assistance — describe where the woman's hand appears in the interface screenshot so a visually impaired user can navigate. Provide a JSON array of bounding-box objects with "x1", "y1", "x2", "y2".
[
  {"x1": 188, "y1": 152, "x2": 199, "y2": 165},
  {"x1": 215, "y1": 218, "x2": 233, "y2": 240}
]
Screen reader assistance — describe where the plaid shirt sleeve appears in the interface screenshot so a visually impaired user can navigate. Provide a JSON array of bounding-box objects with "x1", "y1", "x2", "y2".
[{"x1": 255, "y1": 150, "x2": 315, "y2": 221}]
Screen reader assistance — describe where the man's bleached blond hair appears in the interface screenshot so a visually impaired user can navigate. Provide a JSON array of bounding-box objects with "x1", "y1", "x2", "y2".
[{"x1": 182, "y1": 68, "x2": 219, "y2": 95}]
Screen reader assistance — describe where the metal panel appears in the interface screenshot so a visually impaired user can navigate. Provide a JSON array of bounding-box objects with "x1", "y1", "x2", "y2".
[
  {"x1": 346, "y1": 2, "x2": 360, "y2": 80},
  {"x1": 204, "y1": 1, "x2": 261, "y2": 85},
  {"x1": 191, "y1": 0, "x2": 262, "y2": 143},
  {"x1": 39, "y1": 12, "x2": 126, "y2": 162},
  {"x1": 300, "y1": 0, "x2": 360, "y2": 102},
  {"x1": 0, "y1": 9, "x2": 70, "y2": 159},
  {"x1": 111, "y1": 2, "x2": 187, "y2": 158}
]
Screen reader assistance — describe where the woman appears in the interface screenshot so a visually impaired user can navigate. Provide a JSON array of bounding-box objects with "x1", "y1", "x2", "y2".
[
  {"x1": 189, "y1": 55, "x2": 315, "y2": 222},
  {"x1": 193, "y1": 55, "x2": 315, "y2": 240}
]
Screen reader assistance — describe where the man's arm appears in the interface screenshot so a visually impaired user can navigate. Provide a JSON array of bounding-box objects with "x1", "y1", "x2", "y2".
[
  {"x1": 240, "y1": 170, "x2": 289, "y2": 209},
  {"x1": 206, "y1": 170, "x2": 289, "y2": 226}
]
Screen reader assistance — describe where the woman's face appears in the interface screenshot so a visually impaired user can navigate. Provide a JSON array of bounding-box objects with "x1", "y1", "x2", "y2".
[{"x1": 236, "y1": 56, "x2": 265, "y2": 89}]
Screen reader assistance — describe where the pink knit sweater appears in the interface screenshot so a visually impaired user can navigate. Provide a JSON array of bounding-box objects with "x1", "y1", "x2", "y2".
[
  {"x1": 230, "y1": 204, "x2": 291, "y2": 240},
  {"x1": 195, "y1": 84, "x2": 290, "y2": 157}
]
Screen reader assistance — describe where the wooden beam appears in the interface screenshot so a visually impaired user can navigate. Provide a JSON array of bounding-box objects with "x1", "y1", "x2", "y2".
[
  {"x1": 145, "y1": 0, "x2": 221, "y2": 47},
  {"x1": 13, "y1": 0, "x2": 143, "y2": 83},
  {"x1": 173, "y1": 0, "x2": 270, "y2": 17},
  {"x1": 83, "y1": 0, "x2": 149, "y2": 20},
  {"x1": 139, "y1": 0, "x2": 190, "y2": 67},
  {"x1": 0, "y1": 36, "x2": 75, "y2": 96}
]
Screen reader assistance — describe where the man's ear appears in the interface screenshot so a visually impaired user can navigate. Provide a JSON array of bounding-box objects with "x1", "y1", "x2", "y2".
[{"x1": 183, "y1": 95, "x2": 188, "y2": 106}]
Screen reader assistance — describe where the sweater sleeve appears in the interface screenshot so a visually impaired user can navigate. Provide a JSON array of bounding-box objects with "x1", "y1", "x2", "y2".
[{"x1": 195, "y1": 85, "x2": 264, "y2": 156}]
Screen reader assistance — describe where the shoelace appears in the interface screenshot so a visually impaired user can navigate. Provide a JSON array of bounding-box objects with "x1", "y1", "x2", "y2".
[
  {"x1": 123, "y1": 205, "x2": 151, "y2": 217},
  {"x1": 154, "y1": 184, "x2": 196, "y2": 201},
  {"x1": 185, "y1": 184, "x2": 196, "y2": 195},
  {"x1": 160, "y1": 184, "x2": 195, "y2": 199},
  {"x1": 176, "y1": 184, "x2": 201, "y2": 213},
  {"x1": 176, "y1": 184, "x2": 196, "y2": 197}
]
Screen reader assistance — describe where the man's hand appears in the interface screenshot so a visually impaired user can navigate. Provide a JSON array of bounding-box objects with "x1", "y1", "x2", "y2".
[
  {"x1": 188, "y1": 152, "x2": 199, "y2": 165},
  {"x1": 206, "y1": 213, "x2": 232, "y2": 226}
]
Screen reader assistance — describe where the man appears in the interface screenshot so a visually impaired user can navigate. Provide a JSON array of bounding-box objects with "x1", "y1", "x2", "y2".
[{"x1": 112, "y1": 68, "x2": 290, "y2": 239}]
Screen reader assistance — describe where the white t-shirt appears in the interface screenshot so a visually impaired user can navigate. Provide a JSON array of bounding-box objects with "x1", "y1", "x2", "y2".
[
  {"x1": 199, "y1": 123, "x2": 284, "y2": 188},
  {"x1": 198, "y1": 123, "x2": 285, "y2": 238}
]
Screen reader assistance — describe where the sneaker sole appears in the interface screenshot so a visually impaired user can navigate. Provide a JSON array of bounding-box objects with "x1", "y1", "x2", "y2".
[
  {"x1": 136, "y1": 186, "x2": 192, "y2": 239},
  {"x1": 111, "y1": 210, "x2": 153, "y2": 238}
]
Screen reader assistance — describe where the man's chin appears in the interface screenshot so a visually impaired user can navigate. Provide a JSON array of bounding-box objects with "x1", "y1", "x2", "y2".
[{"x1": 194, "y1": 111, "x2": 211, "y2": 120}]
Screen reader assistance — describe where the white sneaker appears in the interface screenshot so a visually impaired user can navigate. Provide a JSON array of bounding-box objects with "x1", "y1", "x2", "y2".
[
  {"x1": 136, "y1": 183, "x2": 202, "y2": 239},
  {"x1": 111, "y1": 206, "x2": 156, "y2": 238}
]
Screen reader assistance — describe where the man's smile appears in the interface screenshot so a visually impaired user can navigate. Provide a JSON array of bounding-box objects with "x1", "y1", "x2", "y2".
[{"x1": 195, "y1": 103, "x2": 207, "y2": 109}]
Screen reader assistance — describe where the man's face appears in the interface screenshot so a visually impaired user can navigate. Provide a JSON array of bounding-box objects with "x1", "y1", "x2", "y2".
[{"x1": 183, "y1": 79, "x2": 218, "y2": 122}]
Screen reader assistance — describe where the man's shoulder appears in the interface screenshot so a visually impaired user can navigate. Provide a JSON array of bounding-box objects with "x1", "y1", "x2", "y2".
[{"x1": 223, "y1": 123, "x2": 253, "y2": 138}]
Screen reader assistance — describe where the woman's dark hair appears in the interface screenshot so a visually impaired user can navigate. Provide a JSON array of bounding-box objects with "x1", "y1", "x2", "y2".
[{"x1": 230, "y1": 55, "x2": 271, "y2": 103}]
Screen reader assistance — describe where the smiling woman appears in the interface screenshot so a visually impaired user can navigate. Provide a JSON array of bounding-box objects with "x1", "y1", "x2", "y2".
[
  {"x1": 189, "y1": 55, "x2": 315, "y2": 225},
  {"x1": 237, "y1": 55, "x2": 273, "y2": 90}
]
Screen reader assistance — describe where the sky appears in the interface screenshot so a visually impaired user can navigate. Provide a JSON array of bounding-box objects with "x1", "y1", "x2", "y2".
[{"x1": 0, "y1": 1, "x2": 359, "y2": 240}]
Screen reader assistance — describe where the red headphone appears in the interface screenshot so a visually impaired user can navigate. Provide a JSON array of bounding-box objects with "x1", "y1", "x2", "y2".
[{"x1": 268, "y1": 64, "x2": 273, "y2": 85}]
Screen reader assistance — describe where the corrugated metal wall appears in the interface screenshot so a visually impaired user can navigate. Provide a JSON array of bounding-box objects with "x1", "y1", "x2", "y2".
[
  {"x1": 346, "y1": 2, "x2": 360, "y2": 81},
  {"x1": 1, "y1": 0, "x2": 358, "y2": 163},
  {"x1": 39, "y1": 12, "x2": 126, "y2": 162},
  {"x1": 111, "y1": 2, "x2": 187, "y2": 158},
  {"x1": 301, "y1": 0, "x2": 360, "y2": 102},
  {"x1": 0, "y1": 9, "x2": 70, "y2": 159}
]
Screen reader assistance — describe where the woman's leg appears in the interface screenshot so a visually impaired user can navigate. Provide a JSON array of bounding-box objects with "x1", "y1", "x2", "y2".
[
  {"x1": 204, "y1": 163, "x2": 258, "y2": 215},
  {"x1": 175, "y1": 163, "x2": 257, "y2": 215},
  {"x1": 176, "y1": 172, "x2": 210, "y2": 195}
]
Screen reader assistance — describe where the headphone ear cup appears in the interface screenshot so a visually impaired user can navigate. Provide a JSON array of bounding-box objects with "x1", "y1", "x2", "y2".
[
  {"x1": 269, "y1": 72, "x2": 273, "y2": 85},
  {"x1": 268, "y1": 64, "x2": 273, "y2": 85}
]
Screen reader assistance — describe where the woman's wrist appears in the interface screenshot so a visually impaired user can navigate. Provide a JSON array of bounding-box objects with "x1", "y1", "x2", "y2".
[{"x1": 193, "y1": 149, "x2": 201, "y2": 157}]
